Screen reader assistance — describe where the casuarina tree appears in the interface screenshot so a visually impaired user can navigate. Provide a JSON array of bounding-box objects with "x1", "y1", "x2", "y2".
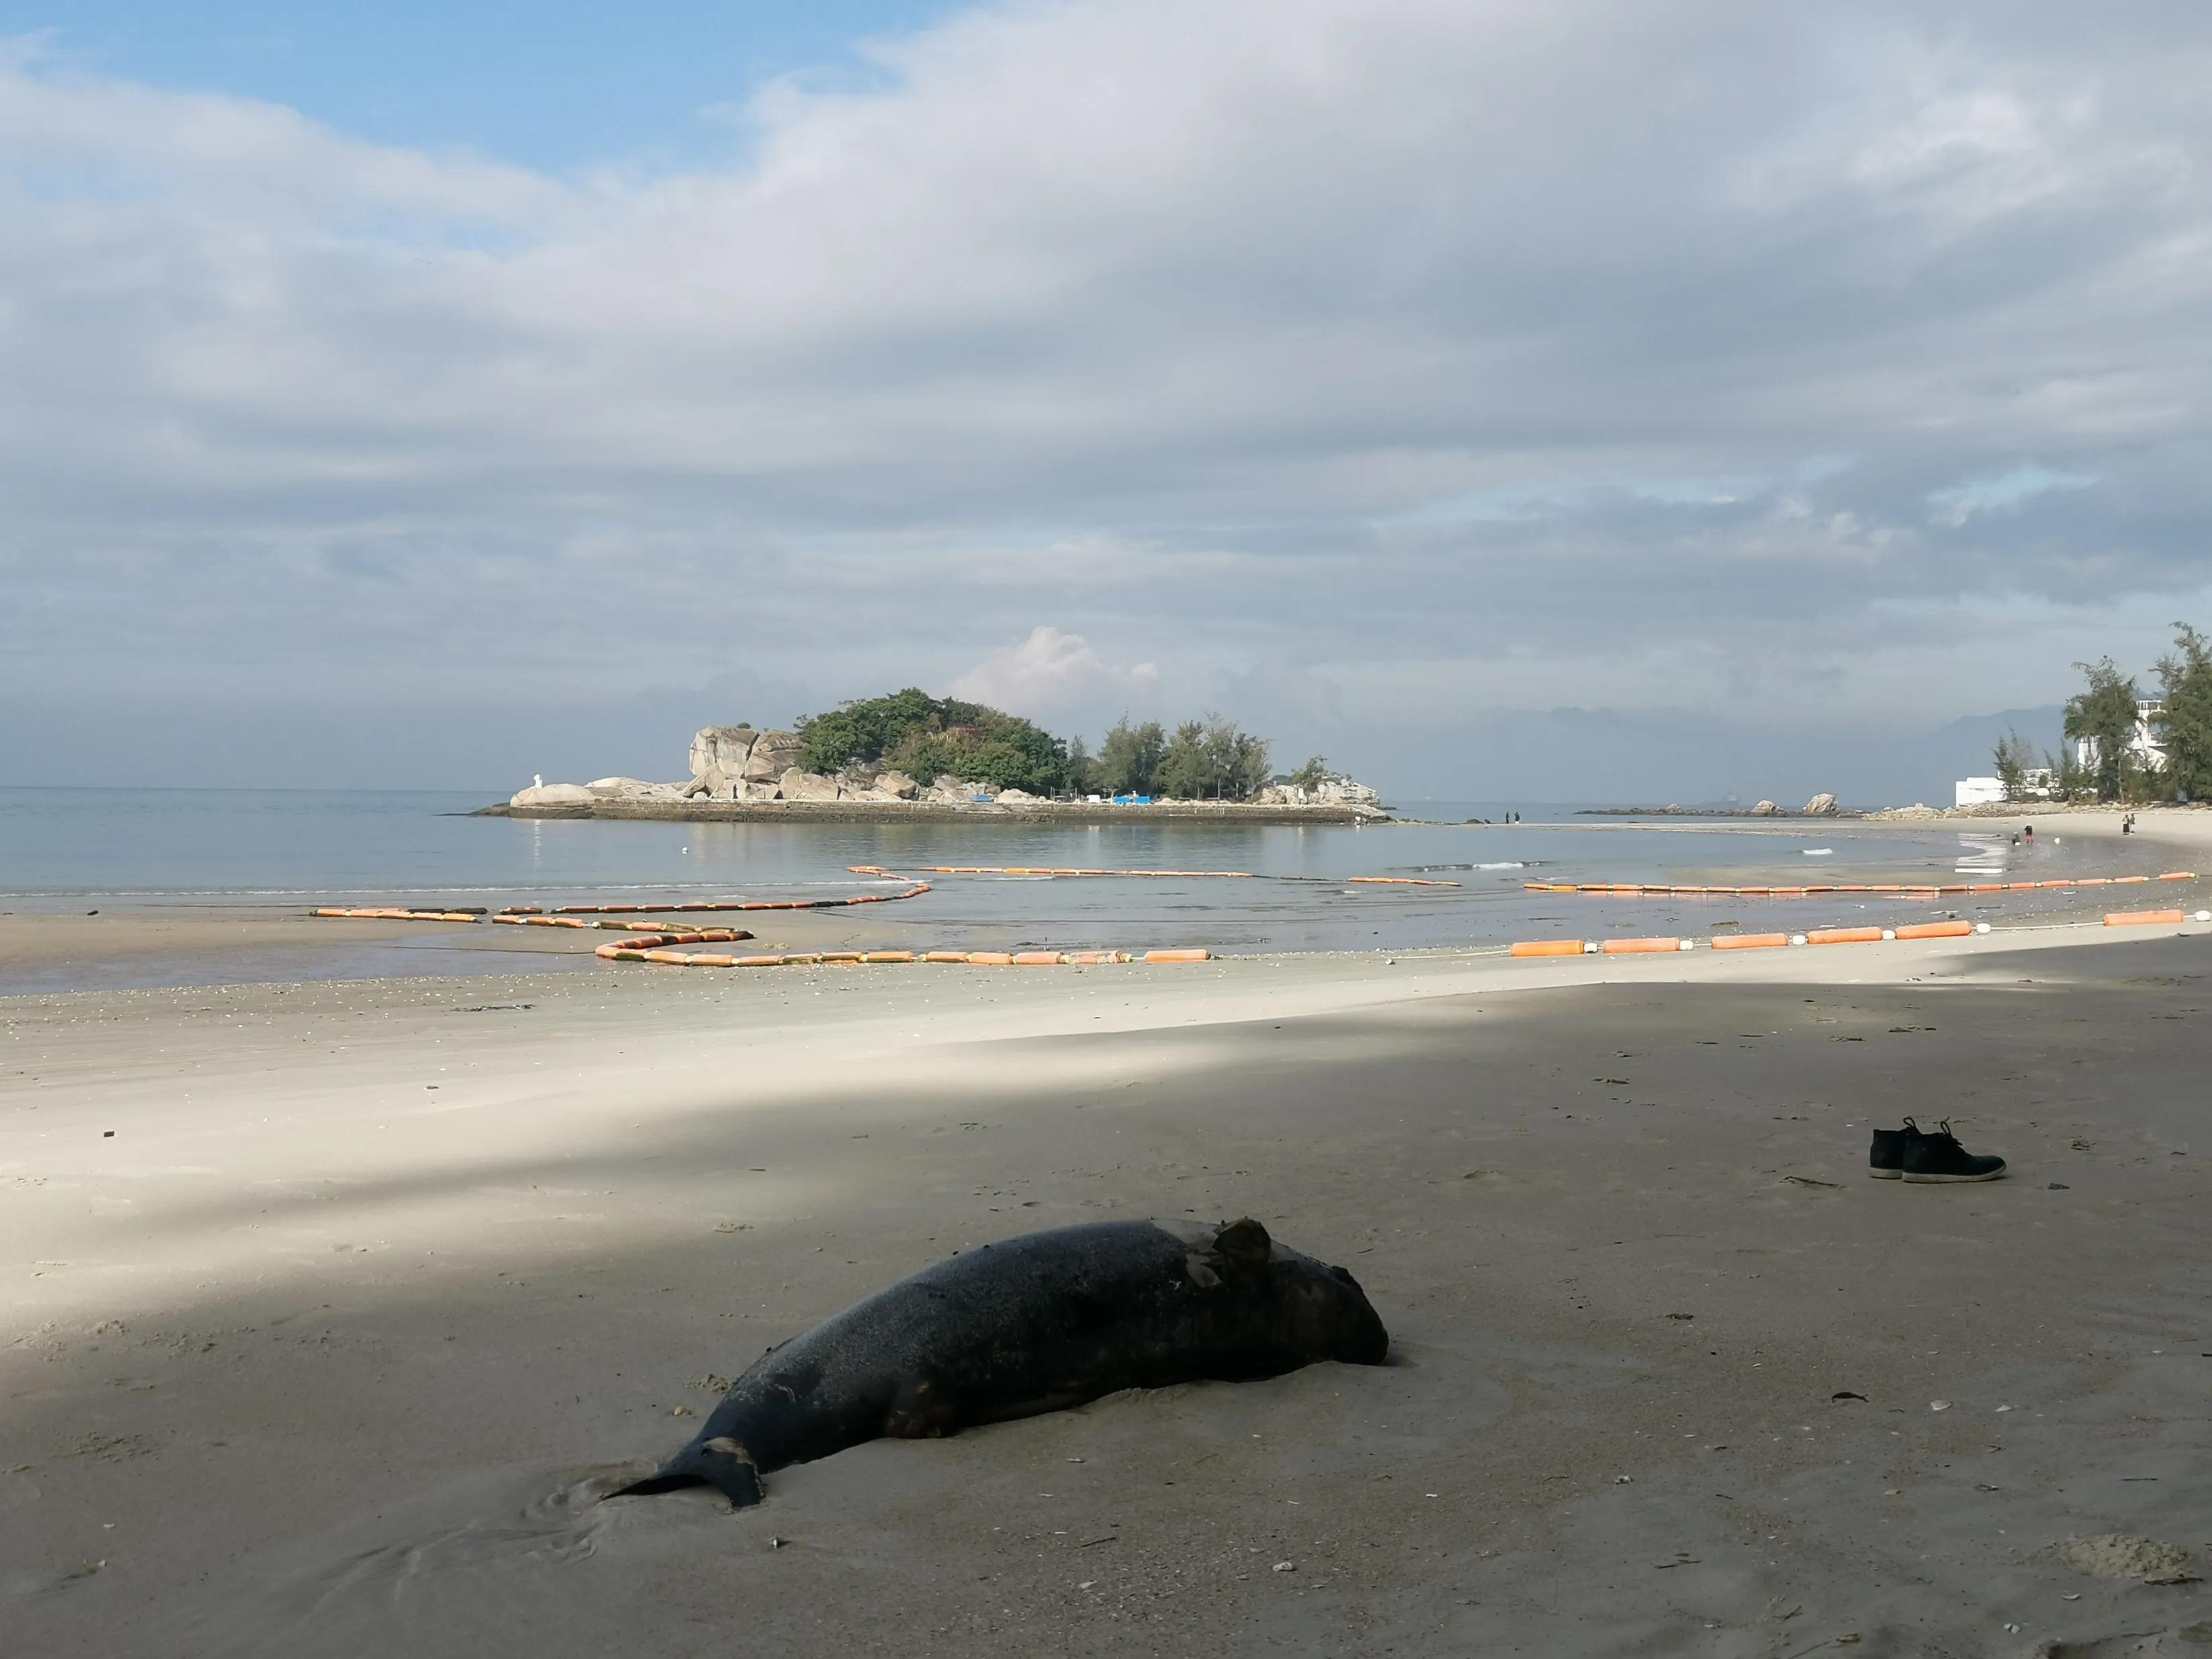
[
  {"x1": 2063, "y1": 658, "x2": 2142, "y2": 803},
  {"x1": 2154, "y1": 623, "x2": 2212, "y2": 803}
]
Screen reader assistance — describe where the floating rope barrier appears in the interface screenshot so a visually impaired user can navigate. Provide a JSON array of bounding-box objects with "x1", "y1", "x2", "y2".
[
  {"x1": 314, "y1": 883, "x2": 1211, "y2": 969},
  {"x1": 592, "y1": 939, "x2": 1210, "y2": 968},
  {"x1": 1508, "y1": 909, "x2": 2209, "y2": 959},
  {"x1": 313, "y1": 883, "x2": 931, "y2": 928},
  {"x1": 1525, "y1": 871, "x2": 2197, "y2": 897},
  {"x1": 850, "y1": 864, "x2": 1458, "y2": 887}
]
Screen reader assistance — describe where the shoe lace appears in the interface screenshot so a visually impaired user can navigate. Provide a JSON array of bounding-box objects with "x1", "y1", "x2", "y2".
[
  {"x1": 1926, "y1": 1119, "x2": 1961, "y2": 1148},
  {"x1": 1900, "y1": 1116, "x2": 1920, "y2": 1133}
]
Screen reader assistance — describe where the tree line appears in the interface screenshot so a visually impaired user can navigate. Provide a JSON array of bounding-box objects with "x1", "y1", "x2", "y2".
[
  {"x1": 795, "y1": 690, "x2": 1298, "y2": 801},
  {"x1": 1992, "y1": 622, "x2": 2212, "y2": 804}
]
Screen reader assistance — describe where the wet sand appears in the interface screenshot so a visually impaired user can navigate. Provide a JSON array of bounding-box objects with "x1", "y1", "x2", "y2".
[
  {"x1": 4, "y1": 922, "x2": 2210, "y2": 1656},
  {"x1": 0, "y1": 903, "x2": 932, "y2": 997}
]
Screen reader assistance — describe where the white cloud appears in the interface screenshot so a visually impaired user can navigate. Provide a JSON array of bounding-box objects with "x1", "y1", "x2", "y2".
[
  {"x1": 943, "y1": 625, "x2": 1157, "y2": 715},
  {"x1": 5, "y1": 4, "x2": 2212, "y2": 793},
  {"x1": 1929, "y1": 464, "x2": 2098, "y2": 525}
]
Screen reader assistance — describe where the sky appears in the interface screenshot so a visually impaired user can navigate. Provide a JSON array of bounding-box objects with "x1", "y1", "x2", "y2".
[{"x1": 3, "y1": 1, "x2": 2210, "y2": 801}]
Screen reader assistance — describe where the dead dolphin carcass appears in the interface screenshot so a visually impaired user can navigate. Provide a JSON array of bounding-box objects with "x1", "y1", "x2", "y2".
[{"x1": 613, "y1": 1217, "x2": 1388, "y2": 1507}]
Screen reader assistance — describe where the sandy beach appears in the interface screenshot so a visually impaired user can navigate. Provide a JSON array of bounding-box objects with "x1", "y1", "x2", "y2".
[{"x1": 5, "y1": 902, "x2": 2210, "y2": 1657}]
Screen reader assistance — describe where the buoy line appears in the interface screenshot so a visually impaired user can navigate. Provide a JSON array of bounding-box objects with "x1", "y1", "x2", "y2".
[
  {"x1": 1525, "y1": 871, "x2": 2197, "y2": 897},
  {"x1": 592, "y1": 942, "x2": 1212, "y2": 968},
  {"x1": 849, "y1": 864, "x2": 1458, "y2": 886},
  {"x1": 311, "y1": 881, "x2": 1214, "y2": 968},
  {"x1": 312, "y1": 883, "x2": 932, "y2": 926},
  {"x1": 1507, "y1": 908, "x2": 2211, "y2": 959}
]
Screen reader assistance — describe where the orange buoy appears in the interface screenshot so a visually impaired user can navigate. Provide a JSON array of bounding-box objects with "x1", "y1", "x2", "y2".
[{"x1": 1508, "y1": 939, "x2": 1585, "y2": 957}]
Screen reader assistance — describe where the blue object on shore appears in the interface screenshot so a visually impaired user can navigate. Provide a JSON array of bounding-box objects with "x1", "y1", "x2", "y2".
[{"x1": 1112, "y1": 793, "x2": 1153, "y2": 805}]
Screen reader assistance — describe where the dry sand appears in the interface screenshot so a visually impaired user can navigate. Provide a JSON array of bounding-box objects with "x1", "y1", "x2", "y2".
[{"x1": 4, "y1": 921, "x2": 2211, "y2": 1656}]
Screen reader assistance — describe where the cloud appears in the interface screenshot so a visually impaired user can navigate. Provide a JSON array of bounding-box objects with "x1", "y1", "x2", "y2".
[
  {"x1": 5, "y1": 4, "x2": 2212, "y2": 795},
  {"x1": 942, "y1": 625, "x2": 1158, "y2": 716},
  {"x1": 1929, "y1": 464, "x2": 2099, "y2": 525}
]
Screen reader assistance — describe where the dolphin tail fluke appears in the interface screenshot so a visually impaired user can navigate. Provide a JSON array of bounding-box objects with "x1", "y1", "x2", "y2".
[{"x1": 607, "y1": 1436, "x2": 766, "y2": 1508}]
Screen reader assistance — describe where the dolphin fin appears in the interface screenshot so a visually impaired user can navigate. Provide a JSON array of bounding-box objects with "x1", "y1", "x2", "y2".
[
  {"x1": 1213, "y1": 1216, "x2": 1273, "y2": 1268},
  {"x1": 608, "y1": 1436, "x2": 766, "y2": 1507}
]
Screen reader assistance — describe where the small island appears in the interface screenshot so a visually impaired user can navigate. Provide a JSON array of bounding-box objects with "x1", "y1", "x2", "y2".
[
  {"x1": 481, "y1": 689, "x2": 1390, "y2": 824},
  {"x1": 1577, "y1": 794, "x2": 1848, "y2": 818}
]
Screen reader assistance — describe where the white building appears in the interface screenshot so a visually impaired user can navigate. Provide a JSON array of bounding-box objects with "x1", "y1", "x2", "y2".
[
  {"x1": 1954, "y1": 776, "x2": 2006, "y2": 807},
  {"x1": 2069, "y1": 699, "x2": 2167, "y2": 776}
]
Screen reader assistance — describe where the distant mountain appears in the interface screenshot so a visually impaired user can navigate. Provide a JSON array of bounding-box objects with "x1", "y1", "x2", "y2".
[{"x1": 1342, "y1": 705, "x2": 2068, "y2": 809}]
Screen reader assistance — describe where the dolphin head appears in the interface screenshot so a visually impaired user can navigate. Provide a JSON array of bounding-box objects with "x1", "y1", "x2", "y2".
[{"x1": 1203, "y1": 1217, "x2": 1390, "y2": 1367}]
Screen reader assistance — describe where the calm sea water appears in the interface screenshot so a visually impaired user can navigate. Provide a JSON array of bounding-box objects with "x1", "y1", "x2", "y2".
[{"x1": 0, "y1": 787, "x2": 2139, "y2": 989}]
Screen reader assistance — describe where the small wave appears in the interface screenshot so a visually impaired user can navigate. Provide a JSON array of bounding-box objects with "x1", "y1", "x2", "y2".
[
  {"x1": 1395, "y1": 861, "x2": 1535, "y2": 872},
  {"x1": 1801, "y1": 848, "x2": 1834, "y2": 856}
]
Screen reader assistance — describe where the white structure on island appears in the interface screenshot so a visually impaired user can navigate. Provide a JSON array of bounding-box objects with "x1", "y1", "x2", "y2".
[{"x1": 1954, "y1": 776, "x2": 2006, "y2": 807}]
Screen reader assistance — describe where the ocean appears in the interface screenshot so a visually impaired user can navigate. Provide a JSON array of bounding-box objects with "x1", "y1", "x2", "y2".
[{"x1": 0, "y1": 787, "x2": 2135, "y2": 989}]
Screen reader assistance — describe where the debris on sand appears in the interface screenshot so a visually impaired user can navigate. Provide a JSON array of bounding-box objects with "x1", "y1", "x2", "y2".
[{"x1": 2053, "y1": 1533, "x2": 2198, "y2": 1583}]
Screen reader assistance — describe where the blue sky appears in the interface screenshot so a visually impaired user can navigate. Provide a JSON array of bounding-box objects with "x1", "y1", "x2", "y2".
[
  {"x1": 3, "y1": 3, "x2": 2210, "y2": 797},
  {"x1": 0, "y1": 1, "x2": 955, "y2": 169}
]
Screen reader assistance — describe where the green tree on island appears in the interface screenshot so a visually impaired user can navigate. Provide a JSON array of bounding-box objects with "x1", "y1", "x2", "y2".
[
  {"x1": 2153, "y1": 622, "x2": 2212, "y2": 803},
  {"x1": 795, "y1": 688, "x2": 1069, "y2": 795},
  {"x1": 1064, "y1": 735, "x2": 1101, "y2": 796},
  {"x1": 791, "y1": 693, "x2": 1284, "y2": 802},
  {"x1": 1154, "y1": 715, "x2": 1272, "y2": 801},
  {"x1": 1096, "y1": 717, "x2": 1166, "y2": 795},
  {"x1": 1990, "y1": 729, "x2": 2038, "y2": 802},
  {"x1": 2062, "y1": 657, "x2": 2148, "y2": 803},
  {"x1": 1288, "y1": 755, "x2": 1331, "y2": 792}
]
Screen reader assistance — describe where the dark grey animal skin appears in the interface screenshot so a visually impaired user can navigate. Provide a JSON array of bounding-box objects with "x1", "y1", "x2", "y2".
[{"x1": 613, "y1": 1217, "x2": 1388, "y2": 1507}]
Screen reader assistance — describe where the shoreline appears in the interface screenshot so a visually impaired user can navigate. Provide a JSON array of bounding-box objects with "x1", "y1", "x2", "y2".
[
  {"x1": 479, "y1": 798, "x2": 1392, "y2": 824},
  {"x1": 7, "y1": 806, "x2": 2205, "y2": 995}
]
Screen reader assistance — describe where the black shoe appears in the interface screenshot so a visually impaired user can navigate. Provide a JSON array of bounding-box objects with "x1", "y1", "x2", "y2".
[
  {"x1": 1869, "y1": 1118, "x2": 1920, "y2": 1179},
  {"x1": 1900, "y1": 1120, "x2": 2007, "y2": 1183}
]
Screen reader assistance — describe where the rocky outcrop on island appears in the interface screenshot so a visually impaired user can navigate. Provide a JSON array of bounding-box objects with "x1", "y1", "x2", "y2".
[
  {"x1": 504, "y1": 727, "x2": 1390, "y2": 818},
  {"x1": 1578, "y1": 791, "x2": 1854, "y2": 818},
  {"x1": 511, "y1": 725, "x2": 1016, "y2": 811},
  {"x1": 682, "y1": 726, "x2": 807, "y2": 799},
  {"x1": 508, "y1": 782, "x2": 596, "y2": 808},
  {"x1": 1253, "y1": 771, "x2": 1382, "y2": 807},
  {"x1": 586, "y1": 776, "x2": 687, "y2": 803}
]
